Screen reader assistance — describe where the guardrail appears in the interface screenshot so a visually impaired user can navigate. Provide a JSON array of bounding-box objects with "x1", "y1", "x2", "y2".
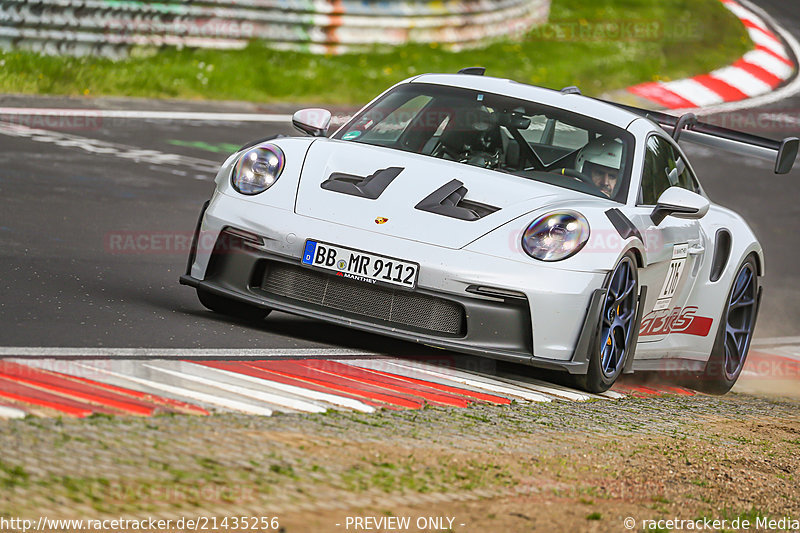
[{"x1": 0, "y1": 0, "x2": 551, "y2": 57}]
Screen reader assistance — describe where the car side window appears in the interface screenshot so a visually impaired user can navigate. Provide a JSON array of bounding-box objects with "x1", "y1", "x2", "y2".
[{"x1": 640, "y1": 135, "x2": 677, "y2": 205}]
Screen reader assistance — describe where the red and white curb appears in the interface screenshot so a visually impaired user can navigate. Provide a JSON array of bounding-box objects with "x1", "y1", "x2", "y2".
[
  {"x1": 628, "y1": 0, "x2": 797, "y2": 110},
  {"x1": 0, "y1": 353, "x2": 696, "y2": 419}
]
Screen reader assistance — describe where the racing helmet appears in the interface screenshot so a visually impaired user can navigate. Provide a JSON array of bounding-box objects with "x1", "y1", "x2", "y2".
[{"x1": 575, "y1": 137, "x2": 623, "y2": 178}]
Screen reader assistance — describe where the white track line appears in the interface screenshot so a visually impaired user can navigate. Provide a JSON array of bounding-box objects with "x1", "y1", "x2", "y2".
[
  {"x1": 0, "y1": 121, "x2": 219, "y2": 174},
  {"x1": 762, "y1": 346, "x2": 800, "y2": 360},
  {"x1": 343, "y1": 358, "x2": 600, "y2": 402},
  {"x1": 142, "y1": 362, "x2": 325, "y2": 413},
  {"x1": 0, "y1": 405, "x2": 27, "y2": 419},
  {"x1": 752, "y1": 336, "x2": 800, "y2": 347},
  {"x1": 71, "y1": 361, "x2": 274, "y2": 416},
  {"x1": 189, "y1": 362, "x2": 375, "y2": 413},
  {"x1": 376, "y1": 360, "x2": 553, "y2": 403},
  {"x1": 0, "y1": 108, "x2": 293, "y2": 122},
  {"x1": 0, "y1": 347, "x2": 384, "y2": 358},
  {"x1": 341, "y1": 358, "x2": 529, "y2": 398},
  {"x1": 599, "y1": 390, "x2": 626, "y2": 399},
  {"x1": 400, "y1": 361, "x2": 602, "y2": 402},
  {"x1": 492, "y1": 373, "x2": 594, "y2": 401}
]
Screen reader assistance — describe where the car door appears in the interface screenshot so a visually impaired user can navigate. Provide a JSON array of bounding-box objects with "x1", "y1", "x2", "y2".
[{"x1": 629, "y1": 134, "x2": 706, "y2": 346}]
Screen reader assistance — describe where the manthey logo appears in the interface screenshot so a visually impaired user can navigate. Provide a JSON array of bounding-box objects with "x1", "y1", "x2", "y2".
[{"x1": 374, "y1": 217, "x2": 389, "y2": 225}]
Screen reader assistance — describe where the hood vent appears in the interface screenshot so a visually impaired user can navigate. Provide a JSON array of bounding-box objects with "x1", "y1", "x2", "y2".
[
  {"x1": 321, "y1": 167, "x2": 403, "y2": 199},
  {"x1": 415, "y1": 179, "x2": 499, "y2": 221}
]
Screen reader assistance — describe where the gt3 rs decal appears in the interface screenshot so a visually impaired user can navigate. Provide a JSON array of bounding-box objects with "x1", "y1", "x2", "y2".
[
  {"x1": 639, "y1": 306, "x2": 713, "y2": 337},
  {"x1": 654, "y1": 243, "x2": 689, "y2": 311}
]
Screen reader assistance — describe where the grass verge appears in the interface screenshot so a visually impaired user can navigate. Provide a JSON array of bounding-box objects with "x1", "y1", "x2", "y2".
[
  {"x1": 0, "y1": 0, "x2": 751, "y2": 104},
  {"x1": 1, "y1": 393, "x2": 798, "y2": 532}
]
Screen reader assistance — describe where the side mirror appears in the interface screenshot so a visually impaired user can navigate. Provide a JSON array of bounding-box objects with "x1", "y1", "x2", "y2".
[
  {"x1": 292, "y1": 108, "x2": 331, "y2": 137},
  {"x1": 650, "y1": 187, "x2": 710, "y2": 225}
]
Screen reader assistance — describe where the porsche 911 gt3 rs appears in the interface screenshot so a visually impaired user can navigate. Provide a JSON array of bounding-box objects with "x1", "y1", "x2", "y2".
[{"x1": 180, "y1": 69, "x2": 798, "y2": 393}]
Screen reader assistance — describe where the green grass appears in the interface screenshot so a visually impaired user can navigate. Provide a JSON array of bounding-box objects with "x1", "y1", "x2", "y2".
[
  {"x1": 0, "y1": 460, "x2": 29, "y2": 489},
  {"x1": 340, "y1": 456, "x2": 516, "y2": 494},
  {"x1": 0, "y1": 0, "x2": 750, "y2": 104}
]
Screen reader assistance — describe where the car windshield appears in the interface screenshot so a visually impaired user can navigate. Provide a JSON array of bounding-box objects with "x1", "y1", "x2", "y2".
[{"x1": 333, "y1": 83, "x2": 634, "y2": 202}]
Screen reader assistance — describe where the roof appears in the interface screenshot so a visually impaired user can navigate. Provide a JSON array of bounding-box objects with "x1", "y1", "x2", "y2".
[{"x1": 410, "y1": 74, "x2": 641, "y2": 130}]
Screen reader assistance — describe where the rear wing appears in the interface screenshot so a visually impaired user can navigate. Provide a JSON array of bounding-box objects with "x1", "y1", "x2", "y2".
[{"x1": 601, "y1": 100, "x2": 799, "y2": 175}]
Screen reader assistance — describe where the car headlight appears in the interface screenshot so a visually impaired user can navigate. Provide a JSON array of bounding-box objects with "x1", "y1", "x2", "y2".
[
  {"x1": 230, "y1": 144, "x2": 285, "y2": 195},
  {"x1": 522, "y1": 211, "x2": 590, "y2": 261}
]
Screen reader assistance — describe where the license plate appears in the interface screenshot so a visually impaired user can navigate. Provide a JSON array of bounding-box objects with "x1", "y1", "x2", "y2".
[{"x1": 301, "y1": 240, "x2": 419, "y2": 289}]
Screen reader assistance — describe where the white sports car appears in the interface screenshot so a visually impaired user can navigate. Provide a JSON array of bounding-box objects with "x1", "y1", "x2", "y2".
[{"x1": 180, "y1": 69, "x2": 798, "y2": 393}]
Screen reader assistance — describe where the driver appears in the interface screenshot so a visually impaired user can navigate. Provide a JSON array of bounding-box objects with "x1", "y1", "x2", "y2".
[{"x1": 575, "y1": 137, "x2": 623, "y2": 198}]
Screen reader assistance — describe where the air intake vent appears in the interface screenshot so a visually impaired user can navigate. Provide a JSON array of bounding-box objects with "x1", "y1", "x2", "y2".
[
  {"x1": 321, "y1": 167, "x2": 403, "y2": 199},
  {"x1": 259, "y1": 262, "x2": 466, "y2": 336},
  {"x1": 710, "y1": 229, "x2": 732, "y2": 282},
  {"x1": 415, "y1": 179, "x2": 499, "y2": 221}
]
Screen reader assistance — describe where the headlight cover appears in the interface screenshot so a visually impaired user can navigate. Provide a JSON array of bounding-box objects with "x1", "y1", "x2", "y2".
[
  {"x1": 230, "y1": 144, "x2": 285, "y2": 195},
  {"x1": 522, "y1": 211, "x2": 590, "y2": 261}
]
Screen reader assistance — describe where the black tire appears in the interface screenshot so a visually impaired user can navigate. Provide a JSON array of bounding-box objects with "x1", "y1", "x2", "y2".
[
  {"x1": 693, "y1": 254, "x2": 759, "y2": 395},
  {"x1": 197, "y1": 289, "x2": 271, "y2": 322},
  {"x1": 573, "y1": 251, "x2": 640, "y2": 393}
]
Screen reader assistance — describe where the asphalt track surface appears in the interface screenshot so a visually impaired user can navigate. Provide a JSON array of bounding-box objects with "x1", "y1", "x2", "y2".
[{"x1": 0, "y1": 0, "x2": 799, "y2": 358}]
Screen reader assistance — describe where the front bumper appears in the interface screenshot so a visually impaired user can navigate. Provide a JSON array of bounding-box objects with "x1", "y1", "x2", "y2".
[{"x1": 182, "y1": 192, "x2": 609, "y2": 372}]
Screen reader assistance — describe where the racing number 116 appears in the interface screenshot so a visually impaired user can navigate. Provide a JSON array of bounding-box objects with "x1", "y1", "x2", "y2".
[{"x1": 659, "y1": 259, "x2": 685, "y2": 300}]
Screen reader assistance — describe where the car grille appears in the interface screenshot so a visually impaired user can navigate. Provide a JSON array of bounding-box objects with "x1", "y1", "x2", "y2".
[{"x1": 259, "y1": 262, "x2": 466, "y2": 336}]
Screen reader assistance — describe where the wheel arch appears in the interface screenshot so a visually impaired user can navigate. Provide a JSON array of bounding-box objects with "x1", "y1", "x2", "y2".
[
  {"x1": 733, "y1": 243, "x2": 765, "y2": 278},
  {"x1": 752, "y1": 250, "x2": 765, "y2": 277},
  {"x1": 628, "y1": 246, "x2": 645, "y2": 269}
]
